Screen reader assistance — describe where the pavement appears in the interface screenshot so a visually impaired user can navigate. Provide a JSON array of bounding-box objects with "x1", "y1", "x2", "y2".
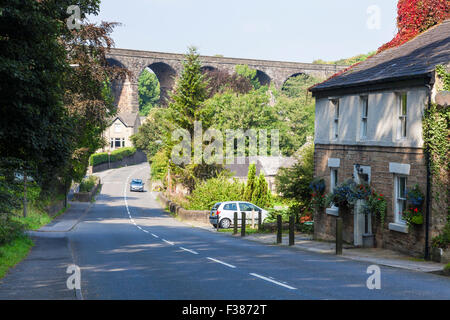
[
  {"x1": 177, "y1": 216, "x2": 446, "y2": 273},
  {"x1": 0, "y1": 162, "x2": 449, "y2": 300}
]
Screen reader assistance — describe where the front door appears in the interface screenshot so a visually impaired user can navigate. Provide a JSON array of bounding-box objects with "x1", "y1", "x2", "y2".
[{"x1": 353, "y1": 165, "x2": 371, "y2": 246}]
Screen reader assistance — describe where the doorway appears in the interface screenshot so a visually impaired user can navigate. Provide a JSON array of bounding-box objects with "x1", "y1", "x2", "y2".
[{"x1": 353, "y1": 165, "x2": 371, "y2": 246}]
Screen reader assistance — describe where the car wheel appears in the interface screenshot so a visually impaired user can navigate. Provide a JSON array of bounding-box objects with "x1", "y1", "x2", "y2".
[{"x1": 220, "y1": 218, "x2": 231, "y2": 229}]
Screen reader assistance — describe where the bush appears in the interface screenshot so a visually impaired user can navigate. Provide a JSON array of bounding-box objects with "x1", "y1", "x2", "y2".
[
  {"x1": 0, "y1": 214, "x2": 24, "y2": 246},
  {"x1": 187, "y1": 174, "x2": 244, "y2": 210},
  {"x1": 79, "y1": 176, "x2": 98, "y2": 193},
  {"x1": 89, "y1": 147, "x2": 137, "y2": 166}
]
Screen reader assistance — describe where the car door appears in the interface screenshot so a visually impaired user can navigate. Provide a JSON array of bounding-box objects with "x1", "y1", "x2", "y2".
[{"x1": 222, "y1": 202, "x2": 238, "y2": 221}]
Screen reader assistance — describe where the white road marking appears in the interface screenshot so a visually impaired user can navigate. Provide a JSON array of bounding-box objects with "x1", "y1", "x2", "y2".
[
  {"x1": 249, "y1": 273, "x2": 297, "y2": 290},
  {"x1": 207, "y1": 257, "x2": 236, "y2": 269},
  {"x1": 151, "y1": 233, "x2": 159, "y2": 238},
  {"x1": 179, "y1": 247, "x2": 199, "y2": 255},
  {"x1": 162, "y1": 239, "x2": 175, "y2": 246}
]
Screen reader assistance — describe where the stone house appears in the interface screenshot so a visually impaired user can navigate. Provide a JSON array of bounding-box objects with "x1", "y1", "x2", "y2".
[
  {"x1": 226, "y1": 156, "x2": 296, "y2": 193},
  {"x1": 309, "y1": 20, "x2": 449, "y2": 257},
  {"x1": 99, "y1": 112, "x2": 141, "y2": 152}
]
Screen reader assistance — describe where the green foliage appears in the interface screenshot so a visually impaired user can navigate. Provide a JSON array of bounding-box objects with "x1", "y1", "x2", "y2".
[
  {"x1": 0, "y1": 236, "x2": 34, "y2": 280},
  {"x1": 79, "y1": 176, "x2": 98, "y2": 193},
  {"x1": 150, "y1": 150, "x2": 169, "y2": 182},
  {"x1": 0, "y1": 214, "x2": 24, "y2": 246},
  {"x1": 251, "y1": 173, "x2": 273, "y2": 209},
  {"x1": 275, "y1": 142, "x2": 314, "y2": 206},
  {"x1": 431, "y1": 222, "x2": 450, "y2": 249},
  {"x1": 235, "y1": 64, "x2": 260, "y2": 89},
  {"x1": 186, "y1": 174, "x2": 244, "y2": 210},
  {"x1": 243, "y1": 164, "x2": 257, "y2": 201},
  {"x1": 436, "y1": 65, "x2": 450, "y2": 91},
  {"x1": 363, "y1": 190, "x2": 387, "y2": 226},
  {"x1": 89, "y1": 147, "x2": 137, "y2": 166},
  {"x1": 325, "y1": 180, "x2": 371, "y2": 209},
  {"x1": 313, "y1": 51, "x2": 375, "y2": 65},
  {"x1": 138, "y1": 68, "x2": 161, "y2": 116},
  {"x1": 131, "y1": 107, "x2": 173, "y2": 159}
]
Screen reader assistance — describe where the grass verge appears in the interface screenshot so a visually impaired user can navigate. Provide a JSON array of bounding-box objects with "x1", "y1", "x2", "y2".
[{"x1": 0, "y1": 236, "x2": 34, "y2": 279}]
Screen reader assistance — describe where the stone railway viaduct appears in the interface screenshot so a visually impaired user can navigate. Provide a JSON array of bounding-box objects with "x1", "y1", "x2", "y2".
[{"x1": 106, "y1": 48, "x2": 348, "y2": 113}]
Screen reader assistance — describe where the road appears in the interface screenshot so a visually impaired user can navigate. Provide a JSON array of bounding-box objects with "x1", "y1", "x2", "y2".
[{"x1": 65, "y1": 163, "x2": 450, "y2": 300}]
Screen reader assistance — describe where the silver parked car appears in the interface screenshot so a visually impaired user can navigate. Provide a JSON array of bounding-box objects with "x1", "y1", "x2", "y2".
[
  {"x1": 209, "y1": 201, "x2": 269, "y2": 229},
  {"x1": 130, "y1": 179, "x2": 144, "y2": 192}
]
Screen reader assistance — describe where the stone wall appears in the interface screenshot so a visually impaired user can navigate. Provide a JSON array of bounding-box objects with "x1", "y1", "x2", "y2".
[
  {"x1": 158, "y1": 193, "x2": 210, "y2": 224},
  {"x1": 313, "y1": 143, "x2": 442, "y2": 257},
  {"x1": 73, "y1": 182, "x2": 101, "y2": 202},
  {"x1": 91, "y1": 151, "x2": 147, "y2": 173}
]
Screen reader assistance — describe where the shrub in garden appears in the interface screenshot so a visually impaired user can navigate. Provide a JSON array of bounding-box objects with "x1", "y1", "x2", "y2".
[
  {"x1": 0, "y1": 214, "x2": 24, "y2": 246},
  {"x1": 79, "y1": 176, "x2": 98, "y2": 192},
  {"x1": 187, "y1": 174, "x2": 244, "y2": 210},
  {"x1": 89, "y1": 147, "x2": 137, "y2": 166}
]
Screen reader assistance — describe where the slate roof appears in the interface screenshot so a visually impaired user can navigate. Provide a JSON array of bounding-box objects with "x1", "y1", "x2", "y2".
[
  {"x1": 225, "y1": 156, "x2": 296, "y2": 178},
  {"x1": 111, "y1": 112, "x2": 139, "y2": 127},
  {"x1": 310, "y1": 20, "x2": 450, "y2": 94}
]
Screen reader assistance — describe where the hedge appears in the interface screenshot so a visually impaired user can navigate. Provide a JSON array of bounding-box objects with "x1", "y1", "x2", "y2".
[{"x1": 89, "y1": 147, "x2": 137, "y2": 166}]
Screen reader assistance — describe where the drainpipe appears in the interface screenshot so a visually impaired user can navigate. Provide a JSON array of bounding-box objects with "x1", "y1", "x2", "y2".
[{"x1": 424, "y1": 76, "x2": 434, "y2": 260}]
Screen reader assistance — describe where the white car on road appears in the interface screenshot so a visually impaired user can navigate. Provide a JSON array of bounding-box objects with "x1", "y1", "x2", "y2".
[{"x1": 209, "y1": 201, "x2": 269, "y2": 229}]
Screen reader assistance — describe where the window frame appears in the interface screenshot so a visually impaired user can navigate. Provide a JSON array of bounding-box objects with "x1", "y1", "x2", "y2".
[
  {"x1": 360, "y1": 95, "x2": 368, "y2": 140},
  {"x1": 394, "y1": 175, "x2": 407, "y2": 224},
  {"x1": 332, "y1": 99, "x2": 340, "y2": 139},
  {"x1": 397, "y1": 92, "x2": 407, "y2": 139}
]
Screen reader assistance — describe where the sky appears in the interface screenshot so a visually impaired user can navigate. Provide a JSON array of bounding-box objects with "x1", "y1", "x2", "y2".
[{"x1": 88, "y1": 0, "x2": 398, "y2": 63}]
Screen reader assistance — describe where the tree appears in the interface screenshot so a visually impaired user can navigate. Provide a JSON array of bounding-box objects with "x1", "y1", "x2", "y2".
[
  {"x1": 138, "y1": 68, "x2": 160, "y2": 116},
  {"x1": 244, "y1": 163, "x2": 257, "y2": 201},
  {"x1": 131, "y1": 107, "x2": 173, "y2": 159},
  {"x1": 235, "y1": 64, "x2": 261, "y2": 89},
  {"x1": 275, "y1": 142, "x2": 314, "y2": 211},
  {"x1": 251, "y1": 172, "x2": 272, "y2": 208},
  {"x1": 204, "y1": 69, "x2": 253, "y2": 98},
  {"x1": 378, "y1": 0, "x2": 449, "y2": 52},
  {"x1": 167, "y1": 47, "x2": 222, "y2": 192}
]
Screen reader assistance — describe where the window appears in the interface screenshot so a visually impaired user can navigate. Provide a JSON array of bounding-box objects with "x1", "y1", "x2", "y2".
[
  {"x1": 360, "y1": 96, "x2": 368, "y2": 139},
  {"x1": 114, "y1": 138, "x2": 121, "y2": 148},
  {"x1": 239, "y1": 202, "x2": 257, "y2": 212},
  {"x1": 223, "y1": 203, "x2": 237, "y2": 211},
  {"x1": 332, "y1": 99, "x2": 340, "y2": 139},
  {"x1": 395, "y1": 176, "x2": 407, "y2": 224},
  {"x1": 330, "y1": 168, "x2": 338, "y2": 193},
  {"x1": 114, "y1": 122, "x2": 122, "y2": 133},
  {"x1": 398, "y1": 93, "x2": 407, "y2": 139}
]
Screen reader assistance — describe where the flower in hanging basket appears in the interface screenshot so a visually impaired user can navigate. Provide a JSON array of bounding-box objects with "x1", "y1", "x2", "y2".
[
  {"x1": 402, "y1": 206, "x2": 424, "y2": 226},
  {"x1": 406, "y1": 184, "x2": 424, "y2": 207}
]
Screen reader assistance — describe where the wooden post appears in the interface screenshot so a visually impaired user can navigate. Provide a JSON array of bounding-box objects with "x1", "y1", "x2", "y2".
[
  {"x1": 251, "y1": 209, "x2": 255, "y2": 229},
  {"x1": 277, "y1": 215, "x2": 282, "y2": 244},
  {"x1": 336, "y1": 217, "x2": 343, "y2": 255},
  {"x1": 241, "y1": 212, "x2": 246, "y2": 237},
  {"x1": 258, "y1": 210, "x2": 262, "y2": 230},
  {"x1": 289, "y1": 215, "x2": 295, "y2": 246},
  {"x1": 233, "y1": 212, "x2": 238, "y2": 235}
]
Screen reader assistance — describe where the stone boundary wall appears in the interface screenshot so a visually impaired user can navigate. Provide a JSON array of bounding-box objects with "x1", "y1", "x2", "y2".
[
  {"x1": 45, "y1": 200, "x2": 65, "y2": 217},
  {"x1": 158, "y1": 193, "x2": 210, "y2": 224},
  {"x1": 73, "y1": 182, "x2": 101, "y2": 202},
  {"x1": 91, "y1": 151, "x2": 147, "y2": 173}
]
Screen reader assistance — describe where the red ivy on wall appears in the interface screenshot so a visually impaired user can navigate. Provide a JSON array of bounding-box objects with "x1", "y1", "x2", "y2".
[{"x1": 378, "y1": 0, "x2": 450, "y2": 52}]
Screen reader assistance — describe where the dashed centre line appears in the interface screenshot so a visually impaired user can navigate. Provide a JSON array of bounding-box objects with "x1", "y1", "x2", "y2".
[
  {"x1": 249, "y1": 273, "x2": 297, "y2": 290},
  {"x1": 207, "y1": 257, "x2": 236, "y2": 269},
  {"x1": 179, "y1": 247, "x2": 199, "y2": 255}
]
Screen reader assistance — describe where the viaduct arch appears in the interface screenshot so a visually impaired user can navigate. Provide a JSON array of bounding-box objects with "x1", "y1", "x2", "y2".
[{"x1": 106, "y1": 48, "x2": 347, "y2": 113}]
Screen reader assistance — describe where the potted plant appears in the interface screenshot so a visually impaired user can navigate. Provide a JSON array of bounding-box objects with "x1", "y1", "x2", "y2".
[
  {"x1": 406, "y1": 184, "x2": 424, "y2": 207},
  {"x1": 363, "y1": 190, "x2": 387, "y2": 226},
  {"x1": 309, "y1": 178, "x2": 326, "y2": 209}
]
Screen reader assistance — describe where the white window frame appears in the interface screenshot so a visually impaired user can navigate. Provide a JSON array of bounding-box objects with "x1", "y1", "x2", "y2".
[
  {"x1": 397, "y1": 92, "x2": 407, "y2": 139},
  {"x1": 394, "y1": 175, "x2": 407, "y2": 224},
  {"x1": 360, "y1": 96, "x2": 368, "y2": 140},
  {"x1": 326, "y1": 164, "x2": 340, "y2": 216},
  {"x1": 332, "y1": 99, "x2": 340, "y2": 139}
]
